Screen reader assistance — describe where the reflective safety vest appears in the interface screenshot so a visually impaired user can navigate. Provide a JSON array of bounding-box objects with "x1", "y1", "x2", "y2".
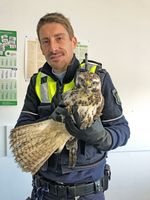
[{"x1": 35, "y1": 63, "x2": 97, "y2": 103}]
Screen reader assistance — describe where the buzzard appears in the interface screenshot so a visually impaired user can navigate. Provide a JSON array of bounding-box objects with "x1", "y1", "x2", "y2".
[{"x1": 10, "y1": 69, "x2": 104, "y2": 174}]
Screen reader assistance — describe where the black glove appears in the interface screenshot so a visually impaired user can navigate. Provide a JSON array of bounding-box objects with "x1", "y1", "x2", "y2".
[
  {"x1": 64, "y1": 105, "x2": 112, "y2": 151},
  {"x1": 50, "y1": 105, "x2": 112, "y2": 151},
  {"x1": 49, "y1": 105, "x2": 69, "y2": 122}
]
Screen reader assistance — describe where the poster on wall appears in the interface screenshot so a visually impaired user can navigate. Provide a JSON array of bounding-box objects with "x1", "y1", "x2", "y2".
[
  {"x1": 24, "y1": 37, "x2": 46, "y2": 81},
  {"x1": 0, "y1": 30, "x2": 17, "y2": 105}
]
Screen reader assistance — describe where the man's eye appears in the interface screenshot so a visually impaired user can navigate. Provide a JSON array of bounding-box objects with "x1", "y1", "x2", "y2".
[
  {"x1": 41, "y1": 40, "x2": 49, "y2": 45},
  {"x1": 56, "y1": 37, "x2": 63, "y2": 41}
]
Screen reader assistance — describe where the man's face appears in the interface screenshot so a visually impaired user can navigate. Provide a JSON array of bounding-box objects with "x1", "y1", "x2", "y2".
[{"x1": 39, "y1": 22, "x2": 77, "y2": 73}]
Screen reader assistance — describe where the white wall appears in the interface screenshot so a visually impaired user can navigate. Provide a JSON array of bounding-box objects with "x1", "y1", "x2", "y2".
[{"x1": 0, "y1": 0, "x2": 150, "y2": 199}]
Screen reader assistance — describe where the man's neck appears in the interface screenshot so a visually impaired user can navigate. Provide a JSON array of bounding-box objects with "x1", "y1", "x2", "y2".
[{"x1": 52, "y1": 69, "x2": 66, "y2": 83}]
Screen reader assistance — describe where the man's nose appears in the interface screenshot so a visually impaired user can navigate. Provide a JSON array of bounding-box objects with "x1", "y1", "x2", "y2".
[{"x1": 49, "y1": 40, "x2": 58, "y2": 52}]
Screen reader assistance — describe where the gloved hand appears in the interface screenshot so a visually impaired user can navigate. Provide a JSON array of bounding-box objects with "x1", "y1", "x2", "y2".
[
  {"x1": 49, "y1": 105, "x2": 69, "y2": 123},
  {"x1": 64, "y1": 105, "x2": 113, "y2": 151},
  {"x1": 65, "y1": 117, "x2": 112, "y2": 151},
  {"x1": 50, "y1": 105, "x2": 112, "y2": 151}
]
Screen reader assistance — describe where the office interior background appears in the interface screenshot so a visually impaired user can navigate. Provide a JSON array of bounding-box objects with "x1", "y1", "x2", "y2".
[{"x1": 0, "y1": 0, "x2": 150, "y2": 199}]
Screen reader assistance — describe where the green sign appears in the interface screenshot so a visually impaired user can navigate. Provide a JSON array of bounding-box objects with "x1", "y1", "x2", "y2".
[{"x1": 0, "y1": 30, "x2": 17, "y2": 69}]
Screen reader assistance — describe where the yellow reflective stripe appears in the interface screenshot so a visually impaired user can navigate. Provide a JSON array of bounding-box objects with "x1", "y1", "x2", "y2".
[
  {"x1": 80, "y1": 63, "x2": 97, "y2": 73},
  {"x1": 63, "y1": 79, "x2": 75, "y2": 93},
  {"x1": 89, "y1": 65, "x2": 97, "y2": 73},
  {"x1": 35, "y1": 72, "x2": 42, "y2": 101},
  {"x1": 80, "y1": 63, "x2": 85, "y2": 68},
  {"x1": 47, "y1": 76, "x2": 57, "y2": 102}
]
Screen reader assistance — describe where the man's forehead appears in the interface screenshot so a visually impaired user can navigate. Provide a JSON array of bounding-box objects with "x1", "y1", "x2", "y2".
[
  {"x1": 40, "y1": 22, "x2": 67, "y2": 31},
  {"x1": 39, "y1": 23, "x2": 69, "y2": 36}
]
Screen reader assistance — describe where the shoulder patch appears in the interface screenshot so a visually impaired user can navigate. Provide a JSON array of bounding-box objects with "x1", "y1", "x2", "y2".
[{"x1": 112, "y1": 89, "x2": 121, "y2": 105}]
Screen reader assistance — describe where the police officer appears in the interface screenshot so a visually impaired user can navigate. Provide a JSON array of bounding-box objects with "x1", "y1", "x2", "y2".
[{"x1": 16, "y1": 13, "x2": 130, "y2": 200}]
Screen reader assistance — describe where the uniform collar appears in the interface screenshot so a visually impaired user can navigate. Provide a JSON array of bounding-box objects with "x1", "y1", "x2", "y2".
[{"x1": 39, "y1": 54, "x2": 80, "y2": 83}]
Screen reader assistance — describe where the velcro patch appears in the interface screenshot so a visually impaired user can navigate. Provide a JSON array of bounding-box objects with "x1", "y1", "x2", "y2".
[{"x1": 112, "y1": 89, "x2": 121, "y2": 105}]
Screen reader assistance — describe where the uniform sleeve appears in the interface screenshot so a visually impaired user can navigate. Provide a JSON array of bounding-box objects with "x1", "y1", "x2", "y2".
[
  {"x1": 100, "y1": 70, "x2": 130, "y2": 150},
  {"x1": 15, "y1": 74, "x2": 40, "y2": 127}
]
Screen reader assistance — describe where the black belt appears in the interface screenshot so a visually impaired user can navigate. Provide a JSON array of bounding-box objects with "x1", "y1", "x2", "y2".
[{"x1": 34, "y1": 175, "x2": 105, "y2": 198}]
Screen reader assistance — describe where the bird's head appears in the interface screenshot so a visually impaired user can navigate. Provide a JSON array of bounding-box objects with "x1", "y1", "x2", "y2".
[{"x1": 75, "y1": 71, "x2": 101, "y2": 91}]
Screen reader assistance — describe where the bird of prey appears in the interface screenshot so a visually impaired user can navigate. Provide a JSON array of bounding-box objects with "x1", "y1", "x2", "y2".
[{"x1": 10, "y1": 70, "x2": 104, "y2": 174}]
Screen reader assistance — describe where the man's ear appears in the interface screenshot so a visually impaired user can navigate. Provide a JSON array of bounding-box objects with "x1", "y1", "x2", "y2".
[{"x1": 72, "y1": 36, "x2": 77, "y2": 49}]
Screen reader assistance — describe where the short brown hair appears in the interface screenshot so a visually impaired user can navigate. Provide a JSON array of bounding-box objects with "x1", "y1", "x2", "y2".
[{"x1": 37, "y1": 12, "x2": 74, "y2": 40}]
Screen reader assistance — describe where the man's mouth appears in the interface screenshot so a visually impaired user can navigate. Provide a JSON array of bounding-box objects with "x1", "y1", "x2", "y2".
[{"x1": 50, "y1": 53, "x2": 63, "y2": 61}]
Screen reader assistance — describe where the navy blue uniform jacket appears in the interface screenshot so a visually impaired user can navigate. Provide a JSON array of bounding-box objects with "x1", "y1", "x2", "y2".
[{"x1": 16, "y1": 56, "x2": 130, "y2": 184}]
